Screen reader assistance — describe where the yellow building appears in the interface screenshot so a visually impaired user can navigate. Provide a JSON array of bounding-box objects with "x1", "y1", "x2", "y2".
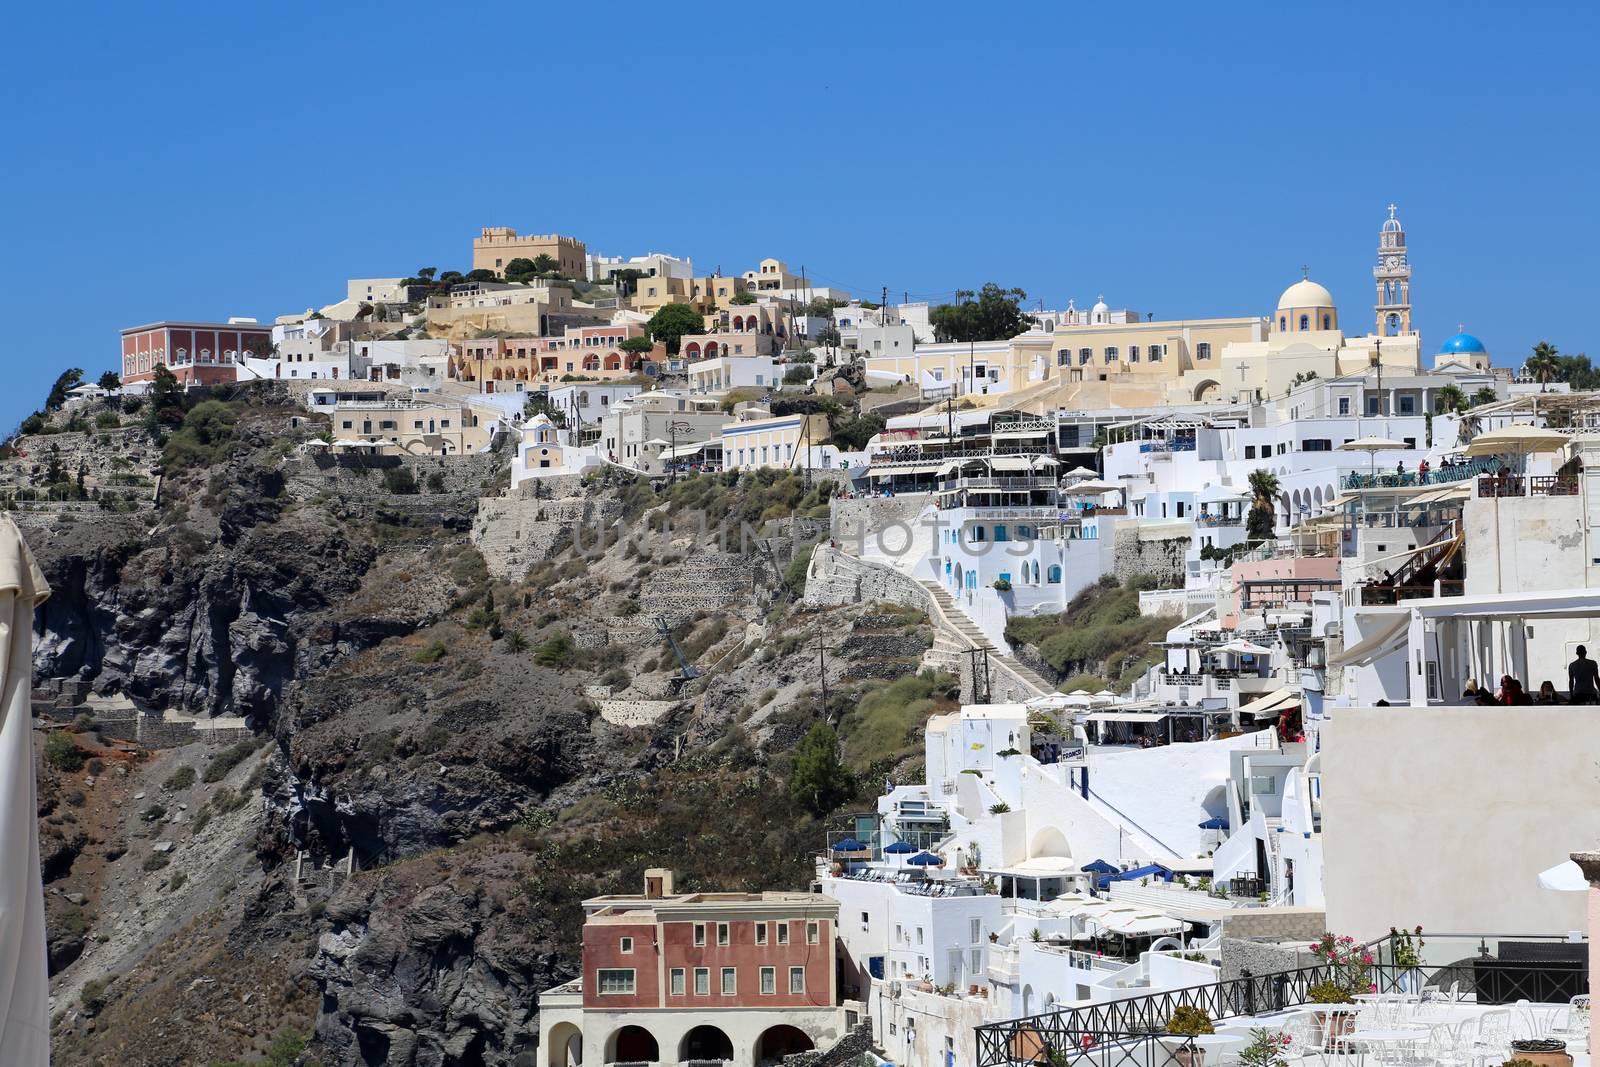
[
  {"x1": 472, "y1": 227, "x2": 587, "y2": 278},
  {"x1": 330, "y1": 397, "x2": 492, "y2": 456},
  {"x1": 631, "y1": 274, "x2": 747, "y2": 315},
  {"x1": 718, "y1": 410, "x2": 830, "y2": 471},
  {"x1": 743, "y1": 258, "x2": 802, "y2": 292}
]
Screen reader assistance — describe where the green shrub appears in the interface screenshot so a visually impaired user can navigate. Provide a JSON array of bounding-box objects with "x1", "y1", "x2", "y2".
[
  {"x1": 94, "y1": 410, "x2": 120, "y2": 429},
  {"x1": 142, "y1": 852, "x2": 170, "y2": 872},
  {"x1": 162, "y1": 399, "x2": 240, "y2": 472},
  {"x1": 203, "y1": 738, "x2": 261, "y2": 783},
  {"x1": 44, "y1": 732, "x2": 85, "y2": 772},
  {"x1": 140, "y1": 803, "x2": 167, "y2": 822},
  {"x1": 534, "y1": 631, "x2": 576, "y2": 668},
  {"x1": 836, "y1": 671, "x2": 955, "y2": 770},
  {"x1": 414, "y1": 640, "x2": 449, "y2": 663},
  {"x1": 382, "y1": 466, "x2": 418, "y2": 494},
  {"x1": 162, "y1": 765, "x2": 196, "y2": 791},
  {"x1": 1004, "y1": 576, "x2": 1167, "y2": 687}
]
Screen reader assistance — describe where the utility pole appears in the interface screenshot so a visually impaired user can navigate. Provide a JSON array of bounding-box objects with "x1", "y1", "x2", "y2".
[{"x1": 965, "y1": 646, "x2": 995, "y2": 704}]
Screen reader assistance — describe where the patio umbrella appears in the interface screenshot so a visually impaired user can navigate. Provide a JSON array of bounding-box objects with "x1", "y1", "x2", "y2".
[
  {"x1": 884, "y1": 840, "x2": 917, "y2": 855},
  {"x1": 1062, "y1": 479, "x2": 1122, "y2": 495},
  {"x1": 1197, "y1": 817, "x2": 1230, "y2": 830},
  {"x1": 0, "y1": 515, "x2": 52, "y2": 1065},
  {"x1": 1211, "y1": 639, "x2": 1273, "y2": 657},
  {"x1": 1081, "y1": 859, "x2": 1119, "y2": 875},
  {"x1": 832, "y1": 838, "x2": 868, "y2": 852},
  {"x1": 1092, "y1": 689, "x2": 1117, "y2": 699},
  {"x1": 1062, "y1": 466, "x2": 1099, "y2": 479},
  {"x1": 1536, "y1": 859, "x2": 1588, "y2": 892},
  {"x1": 1338, "y1": 436, "x2": 1408, "y2": 481},
  {"x1": 1464, "y1": 425, "x2": 1570, "y2": 470},
  {"x1": 907, "y1": 851, "x2": 942, "y2": 866}
]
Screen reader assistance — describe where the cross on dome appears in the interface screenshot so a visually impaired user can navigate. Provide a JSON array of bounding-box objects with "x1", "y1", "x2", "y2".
[
  {"x1": 1300, "y1": 265, "x2": 1311, "y2": 279},
  {"x1": 1388, "y1": 203, "x2": 1398, "y2": 219}
]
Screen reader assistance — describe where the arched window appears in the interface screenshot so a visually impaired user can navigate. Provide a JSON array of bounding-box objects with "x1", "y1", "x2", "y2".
[
  {"x1": 1322, "y1": 314, "x2": 1331, "y2": 330},
  {"x1": 1299, "y1": 314, "x2": 1309, "y2": 331},
  {"x1": 1279, "y1": 316, "x2": 1287, "y2": 331}
]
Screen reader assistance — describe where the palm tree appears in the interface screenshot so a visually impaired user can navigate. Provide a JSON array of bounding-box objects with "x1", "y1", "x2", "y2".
[
  {"x1": 1434, "y1": 384, "x2": 1468, "y2": 415},
  {"x1": 1247, "y1": 468, "x2": 1280, "y2": 542},
  {"x1": 1524, "y1": 341, "x2": 1561, "y2": 392}
]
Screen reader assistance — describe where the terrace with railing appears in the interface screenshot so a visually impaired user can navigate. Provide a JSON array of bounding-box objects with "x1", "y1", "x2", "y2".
[
  {"x1": 975, "y1": 933, "x2": 1590, "y2": 1067},
  {"x1": 1342, "y1": 456, "x2": 1503, "y2": 491},
  {"x1": 1477, "y1": 473, "x2": 1580, "y2": 498}
]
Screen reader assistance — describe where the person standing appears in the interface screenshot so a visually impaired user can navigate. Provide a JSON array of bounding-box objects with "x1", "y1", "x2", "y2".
[{"x1": 1569, "y1": 645, "x2": 1600, "y2": 704}]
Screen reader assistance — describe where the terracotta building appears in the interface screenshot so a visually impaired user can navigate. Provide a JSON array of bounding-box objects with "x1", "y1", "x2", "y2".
[
  {"x1": 120, "y1": 320, "x2": 272, "y2": 386},
  {"x1": 536, "y1": 869, "x2": 856, "y2": 1067}
]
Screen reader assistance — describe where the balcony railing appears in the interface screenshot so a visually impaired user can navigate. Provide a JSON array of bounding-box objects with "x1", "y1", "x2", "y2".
[
  {"x1": 975, "y1": 945, "x2": 1589, "y2": 1067},
  {"x1": 1343, "y1": 457, "x2": 1503, "y2": 492},
  {"x1": 1195, "y1": 513, "x2": 1244, "y2": 527},
  {"x1": 1477, "y1": 474, "x2": 1580, "y2": 498},
  {"x1": 1359, "y1": 580, "x2": 1465, "y2": 605}
]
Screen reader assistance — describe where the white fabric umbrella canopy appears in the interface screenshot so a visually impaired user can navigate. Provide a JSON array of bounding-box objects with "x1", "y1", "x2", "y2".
[
  {"x1": 1464, "y1": 425, "x2": 1569, "y2": 459},
  {"x1": 1338, "y1": 437, "x2": 1408, "y2": 452},
  {"x1": 1212, "y1": 639, "x2": 1274, "y2": 656},
  {"x1": 1537, "y1": 859, "x2": 1588, "y2": 892},
  {"x1": 0, "y1": 514, "x2": 52, "y2": 1065}
]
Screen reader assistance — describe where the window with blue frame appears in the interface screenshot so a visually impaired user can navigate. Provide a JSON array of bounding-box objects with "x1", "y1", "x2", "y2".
[
  {"x1": 994, "y1": 525, "x2": 1009, "y2": 542},
  {"x1": 970, "y1": 526, "x2": 986, "y2": 542},
  {"x1": 999, "y1": 572, "x2": 1012, "y2": 584},
  {"x1": 1048, "y1": 565, "x2": 1062, "y2": 583},
  {"x1": 1299, "y1": 314, "x2": 1309, "y2": 330}
]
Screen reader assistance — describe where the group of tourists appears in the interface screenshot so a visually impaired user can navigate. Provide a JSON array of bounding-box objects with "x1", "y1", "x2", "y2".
[{"x1": 1460, "y1": 646, "x2": 1600, "y2": 705}]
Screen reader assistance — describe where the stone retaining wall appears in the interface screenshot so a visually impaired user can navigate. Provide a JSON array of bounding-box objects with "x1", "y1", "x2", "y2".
[
  {"x1": 471, "y1": 495, "x2": 625, "y2": 579},
  {"x1": 783, "y1": 1020, "x2": 873, "y2": 1067},
  {"x1": 803, "y1": 544, "x2": 934, "y2": 614},
  {"x1": 597, "y1": 699, "x2": 680, "y2": 727},
  {"x1": 1219, "y1": 906, "x2": 1327, "y2": 944},
  {"x1": 1112, "y1": 525, "x2": 1189, "y2": 586}
]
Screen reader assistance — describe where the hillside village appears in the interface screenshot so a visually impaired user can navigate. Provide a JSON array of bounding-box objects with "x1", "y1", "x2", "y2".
[{"x1": 14, "y1": 207, "x2": 1600, "y2": 1067}]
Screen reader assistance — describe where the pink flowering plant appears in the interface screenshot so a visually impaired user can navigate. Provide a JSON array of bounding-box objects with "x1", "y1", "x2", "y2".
[{"x1": 1310, "y1": 933, "x2": 1374, "y2": 1000}]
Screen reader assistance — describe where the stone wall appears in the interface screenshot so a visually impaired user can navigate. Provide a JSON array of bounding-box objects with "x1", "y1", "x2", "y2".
[
  {"x1": 803, "y1": 544, "x2": 933, "y2": 614},
  {"x1": 830, "y1": 495, "x2": 930, "y2": 549},
  {"x1": 2, "y1": 426, "x2": 160, "y2": 507},
  {"x1": 1112, "y1": 525, "x2": 1189, "y2": 585},
  {"x1": 1219, "y1": 936, "x2": 1318, "y2": 985},
  {"x1": 284, "y1": 450, "x2": 503, "y2": 499},
  {"x1": 639, "y1": 551, "x2": 775, "y2": 624},
  {"x1": 597, "y1": 699, "x2": 681, "y2": 727},
  {"x1": 1219, "y1": 906, "x2": 1328, "y2": 944},
  {"x1": 471, "y1": 495, "x2": 624, "y2": 579}
]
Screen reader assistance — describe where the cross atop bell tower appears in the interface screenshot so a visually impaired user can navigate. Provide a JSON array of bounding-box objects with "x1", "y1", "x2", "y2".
[{"x1": 1374, "y1": 203, "x2": 1412, "y2": 336}]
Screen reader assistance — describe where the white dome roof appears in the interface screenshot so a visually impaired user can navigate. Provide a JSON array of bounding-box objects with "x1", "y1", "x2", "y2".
[
  {"x1": 1091, "y1": 295, "x2": 1109, "y2": 313},
  {"x1": 1277, "y1": 278, "x2": 1335, "y2": 310}
]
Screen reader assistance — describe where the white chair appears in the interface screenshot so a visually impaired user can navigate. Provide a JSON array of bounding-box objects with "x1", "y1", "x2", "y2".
[
  {"x1": 1279, "y1": 1013, "x2": 1328, "y2": 1066},
  {"x1": 1422, "y1": 1020, "x2": 1474, "y2": 1067},
  {"x1": 1470, "y1": 1009, "x2": 1512, "y2": 1067}
]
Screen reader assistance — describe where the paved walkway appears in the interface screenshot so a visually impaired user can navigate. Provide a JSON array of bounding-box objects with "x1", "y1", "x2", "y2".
[{"x1": 916, "y1": 579, "x2": 1056, "y2": 699}]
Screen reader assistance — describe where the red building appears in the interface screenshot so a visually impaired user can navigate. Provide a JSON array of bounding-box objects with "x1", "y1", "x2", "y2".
[
  {"x1": 537, "y1": 870, "x2": 855, "y2": 1067},
  {"x1": 120, "y1": 320, "x2": 272, "y2": 386}
]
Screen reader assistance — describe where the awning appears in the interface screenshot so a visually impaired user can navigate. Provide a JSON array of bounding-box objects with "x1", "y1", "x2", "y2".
[
  {"x1": 1199, "y1": 484, "x2": 1249, "y2": 503},
  {"x1": 1235, "y1": 687, "x2": 1298, "y2": 717},
  {"x1": 871, "y1": 463, "x2": 941, "y2": 478},
  {"x1": 1326, "y1": 615, "x2": 1410, "y2": 668},
  {"x1": 1087, "y1": 711, "x2": 1171, "y2": 724},
  {"x1": 1100, "y1": 912, "x2": 1188, "y2": 936},
  {"x1": 1537, "y1": 860, "x2": 1588, "y2": 892},
  {"x1": 988, "y1": 455, "x2": 1054, "y2": 471},
  {"x1": 1464, "y1": 425, "x2": 1569, "y2": 458}
]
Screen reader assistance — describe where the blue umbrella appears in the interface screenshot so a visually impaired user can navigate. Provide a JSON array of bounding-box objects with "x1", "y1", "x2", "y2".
[
  {"x1": 1197, "y1": 817, "x2": 1229, "y2": 830},
  {"x1": 832, "y1": 838, "x2": 868, "y2": 852},
  {"x1": 907, "y1": 852, "x2": 942, "y2": 866},
  {"x1": 1081, "y1": 859, "x2": 1118, "y2": 875},
  {"x1": 884, "y1": 840, "x2": 917, "y2": 855}
]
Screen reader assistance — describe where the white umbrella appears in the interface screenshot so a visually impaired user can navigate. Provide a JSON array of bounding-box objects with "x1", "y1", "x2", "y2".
[
  {"x1": 1062, "y1": 479, "x2": 1122, "y2": 495},
  {"x1": 1062, "y1": 466, "x2": 1099, "y2": 479},
  {"x1": 1536, "y1": 859, "x2": 1588, "y2": 892},
  {"x1": 1212, "y1": 639, "x2": 1274, "y2": 657},
  {"x1": 1339, "y1": 436, "x2": 1409, "y2": 482},
  {"x1": 1464, "y1": 425, "x2": 1569, "y2": 460},
  {"x1": 0, "y1": 515, "x2": 52, "y2": 1065}
]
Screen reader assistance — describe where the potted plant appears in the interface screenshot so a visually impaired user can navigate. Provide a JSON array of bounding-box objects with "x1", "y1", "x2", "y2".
[
  {"x1": 1236, "y1": 1027, "x2": 1291, "y2": 1067},
  {"x1": 1509, "y1": 1041, "x2": 1572, "y2": 1067},
  {"x1": 1307, "y1": 980, "x2": 1356, "y2": 1047},
  {"x1": 1166, "y1": 1006, "x2": 1215, "y2": 1067},
  {"x1": 1391, "y1": 926, "x2": 1425, "y2": 994}
]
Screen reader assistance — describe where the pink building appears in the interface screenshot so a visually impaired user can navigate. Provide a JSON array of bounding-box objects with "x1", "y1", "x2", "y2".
[
  {"x1": 1226, "y1": 555, "x2": 1342, "y2": 627},
  {"x1": 120, "y1": 321, "x2": 270, "y2": 386}
]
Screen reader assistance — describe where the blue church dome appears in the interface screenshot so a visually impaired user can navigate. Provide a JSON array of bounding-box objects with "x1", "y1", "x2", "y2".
[{"x1": 1439, "y1": 332, "x2": 1487, "y2": 354}]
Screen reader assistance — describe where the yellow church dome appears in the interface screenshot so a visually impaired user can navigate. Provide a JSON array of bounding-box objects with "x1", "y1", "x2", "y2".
[{"x1": 1277, "y1": 278, "x2": 1335, "y2": 310}]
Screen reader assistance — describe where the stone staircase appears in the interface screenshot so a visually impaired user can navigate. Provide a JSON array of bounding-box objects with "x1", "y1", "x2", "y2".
[{"x1": 917, "y1": 580, "x2": 1056, "y2": 699}]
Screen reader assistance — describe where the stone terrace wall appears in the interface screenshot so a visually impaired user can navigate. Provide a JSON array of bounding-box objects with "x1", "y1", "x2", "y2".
[
  {"x1": 1219, "y1": 906, "x2": 1328, "y2": 944},
  {"x1": 830, "y1": 494, "x2": 929, "y2": 548},
  {"x1": 471, "y1": 495, "x2": 625, "y2": 579},
  {"x1": 1, "y1": 426, "x2": 160, "y2": 505},
  {"x1": 283, "y1": 451, "x2": 502, "y2": 499},
  {"x1": 1112, "y1": 524, "x2": 1188, "y2": 586},
  {"x1": 803, "y1": 544, "x2": 934, "y2": 614}
]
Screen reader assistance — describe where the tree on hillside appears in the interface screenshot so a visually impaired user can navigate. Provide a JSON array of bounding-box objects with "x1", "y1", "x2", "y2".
[
  {"x1": 619, "y1": 336, "x2": 655, "y2": 356},
  {"x1": 465, "y1": 268, "x2": 499, "y2": 282},
  {"x1": 1247, "y1": 468, "x2": 1280, "y2": 543},
  {"x1": 612, "y1": 268, "x2": 645, "y2": 298},
  {"x1": 929, "y1": 283, "x2": 1034, "y2": 343},
  {"x1": 145, "y1": 365, "x2": 187, "y2": 429},
  {"x1": 45, "y1": 368, "x2": 84, "y2": 411},
  {"x1": 530, "y1": 254, "x2": 561, "y2": 275},
  {"x1": 503, "y1": 257, "x2": 537, "y2": 276},
  {"x1": 646, "y1": 303, "x2": 706, "y2": 355},
  {"x1": 789, "y1": 721, "x2": 854, "y2": 815},
  {"x1": 97, "y1": 370, "x2": 122, "y2": 392},
  {"x1": 1524, "y1": 341, "x2": 1560, "y2": 392}
]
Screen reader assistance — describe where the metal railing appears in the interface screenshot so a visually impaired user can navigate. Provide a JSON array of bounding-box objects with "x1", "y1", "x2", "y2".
[
  {"x1": 976, "y1": 946, "x2": 1590, "y2": 1067},
  {"x1": 1477, "y1": 474, "x2": 1580, "y2": 498}
]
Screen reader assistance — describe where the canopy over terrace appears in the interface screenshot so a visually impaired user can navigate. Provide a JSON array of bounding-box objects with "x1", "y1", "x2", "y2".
[{"x1": 1389, "y1": 588, "x2": 1600, "y2": 706}]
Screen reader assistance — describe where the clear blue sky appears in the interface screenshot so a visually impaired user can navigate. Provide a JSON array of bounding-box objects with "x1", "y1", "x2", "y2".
[{"x1": 4, "y1": 1, "x2": 1597, "y2": 431}]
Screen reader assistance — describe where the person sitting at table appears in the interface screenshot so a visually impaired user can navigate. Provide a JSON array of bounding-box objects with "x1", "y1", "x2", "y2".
[
  {"x1": 1535, "y1": 680, "x2": 1563, "y2": 705},
  {"x1": 1461, "y1": 678, "x2": 1482, "y2": 702}
]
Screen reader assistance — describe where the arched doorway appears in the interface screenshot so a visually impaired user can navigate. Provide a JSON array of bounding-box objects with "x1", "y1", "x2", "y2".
[
  {"x1": 1193, "y1": 379, "x2": 1221, "y2": 402},
  {"x1": 703, "y1": 341, "x2": 719, "y2": 358},
  {"x1": 680, "y1": 1024, "x2": 733, "y2": 1063},
  {"x1": 754, "y1": 1025, "x2": 813, "y2": 1066},
  {"x1": 607, "y1": 1025, "x2": 658, "y2": 1063},
  {"x1": 547, "y1": 1022, "x2": 583, "y2": 1067}
]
